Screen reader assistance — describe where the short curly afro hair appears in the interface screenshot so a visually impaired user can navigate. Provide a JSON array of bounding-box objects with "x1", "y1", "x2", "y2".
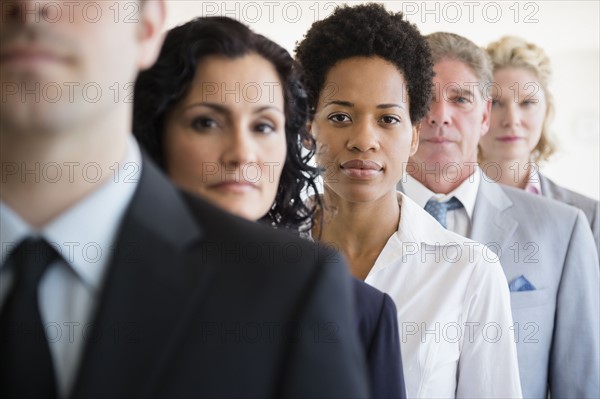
[{"x1": 295, "y1": 3, "x2": 433, "y2": 123}]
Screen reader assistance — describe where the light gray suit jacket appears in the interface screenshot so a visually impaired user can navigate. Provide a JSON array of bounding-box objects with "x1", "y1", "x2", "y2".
[
  {"x1": 399, "y1": 177, "x2": 600, "y2": 398},
  {"x1": 472, "y1": 179, "x2": 599, "y2": 399},
  {"x1": 539, "y1": 173, "x2": 599, "y2": 257}
]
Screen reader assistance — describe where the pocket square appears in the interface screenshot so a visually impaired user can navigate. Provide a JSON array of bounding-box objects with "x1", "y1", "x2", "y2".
[{"x1": 509, "y1": 275, "x2": 536, "y2": 292}]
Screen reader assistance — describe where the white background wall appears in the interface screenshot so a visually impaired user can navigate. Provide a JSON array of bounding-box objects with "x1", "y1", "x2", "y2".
[{"x1": 164, "y1": 1, "x2": 599, "y2": 199}]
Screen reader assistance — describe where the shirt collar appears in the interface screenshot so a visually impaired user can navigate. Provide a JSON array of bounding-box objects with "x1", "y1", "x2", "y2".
[
  {"x1": 0, "y1": 135, "x2": 142, "y2": 291},
  {"x1": 395, "y1": 191, "x2": 466, "y2": 246},
  {"x1": 394, "y1": 192, "x2": 426, "y2": 246},
  {"x1": 367, "y1": 191, "x2": 467, "y2": 277},
  {"x1": 403, "y1": 167, "x2": 481, "y2": 220},
  {"x1": 0, "y1": 203, "x2": 31, "y2": 264},
  {"x1": 524, "y1": 165, "x2": 541, "y2": 195}
]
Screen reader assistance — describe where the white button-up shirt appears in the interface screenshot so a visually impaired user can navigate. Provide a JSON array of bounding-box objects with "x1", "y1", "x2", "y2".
[
  {"x1": 0, "y1": 136, "x2": 142, "y2": 398},
  {"x1": 365, "y1": 193, "x2": 522, "y2": 398}
]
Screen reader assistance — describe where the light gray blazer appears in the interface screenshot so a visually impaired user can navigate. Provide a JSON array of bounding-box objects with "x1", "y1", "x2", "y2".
[
  {"x1": 471, "y1": 178, "x2": 599, "y2": 399},
  {"x1": 399, "y1": 177, "x2": 600, "y2": 398},
  {"x1": 539, "y1": 173, "x2": 599, "y2": 257}
]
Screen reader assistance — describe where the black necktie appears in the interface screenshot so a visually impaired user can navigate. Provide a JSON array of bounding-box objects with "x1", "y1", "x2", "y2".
[
  {"x1": 424, "y1": 196, "x2": 463, "y2": 228},
  {"x1": 0, "y1": 239, "x2": 59, "y2": 399}
]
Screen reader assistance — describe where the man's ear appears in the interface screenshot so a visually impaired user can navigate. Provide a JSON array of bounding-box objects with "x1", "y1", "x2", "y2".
[
  {"x1": 409, "y1": 122, "x2": 421, "y2": 156},
  {"x1": 480, "y1": 97, "x2": 492, "y2": 137},
  {"x1": 136, "y1": 0, "x2": 166, "y2": 71}
]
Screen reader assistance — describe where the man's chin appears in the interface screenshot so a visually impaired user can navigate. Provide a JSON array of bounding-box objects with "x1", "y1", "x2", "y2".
[
  {"x1": 1, "y1": 105, "x2": 74, "y2": 136},
  {"x1": 409, "y1": 152, "x2": 458, "y2": 169}
]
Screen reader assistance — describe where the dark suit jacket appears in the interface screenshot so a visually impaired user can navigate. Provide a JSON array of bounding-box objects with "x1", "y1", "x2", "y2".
[
  {"x1": 354, "y1": 279, "x2": 405, "y2": 399},
  {"x1": 67, "y1": 159, "x2": 369, "y2": 398}
]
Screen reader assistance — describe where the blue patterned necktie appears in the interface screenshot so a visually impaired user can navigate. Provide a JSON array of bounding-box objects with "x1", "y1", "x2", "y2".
[{"x1": 424, "y1": 197, "x2": 463, "y2": 229}]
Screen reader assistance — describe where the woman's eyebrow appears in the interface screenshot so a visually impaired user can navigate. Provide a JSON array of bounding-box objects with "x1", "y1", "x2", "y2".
[
  {"x1": 377, "y1": 103, "x2": 405, "y2": 110},
  {"x1": 253, "y1": 105, "x2": 284, "y2": 115},
  {"x1": 322, "y1": 100, "x2": 354, "y2": 108},
  {"x1": 183, "y1": 102, "x2": 230, "y2": 114}
]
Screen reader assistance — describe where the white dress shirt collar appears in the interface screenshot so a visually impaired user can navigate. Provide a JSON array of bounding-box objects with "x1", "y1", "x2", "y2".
[
  {"x1": 394, "y1": 191, "x2": 460, "y2": 246},
  {"x1": 369, "y1": 192, "x2": 470, "y2": 276},
  {"x1": 402, "y1": 167, "x2": 481, "y2": 220},
  {"x1": 0, "y1": 135, "x2": 142, "y2": 291}
]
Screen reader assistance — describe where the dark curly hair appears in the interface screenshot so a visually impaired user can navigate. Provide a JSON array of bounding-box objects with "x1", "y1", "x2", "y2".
[
  {"x1": 133, "y1": 16, "x2": 319, "y2": 232},
  {"x1": 295, "y1": 3, "x2": 433, "y2": 123}
]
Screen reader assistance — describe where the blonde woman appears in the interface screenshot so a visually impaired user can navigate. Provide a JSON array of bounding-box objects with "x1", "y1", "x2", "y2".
[{"x1": 480, "y1": 36, "x2": 599, "y2": 252}]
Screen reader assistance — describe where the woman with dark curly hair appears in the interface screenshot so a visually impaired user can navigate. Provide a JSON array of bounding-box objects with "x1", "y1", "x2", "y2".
[
  {"x1": 296, "y1": 4, "x2": 521, "y2": 397},
  {"x1": 134, "y1": 16, "x2": 316, "y2": 231},
  {"x1": 133, "y1": 16, "x2": 406, "y2": 399}
]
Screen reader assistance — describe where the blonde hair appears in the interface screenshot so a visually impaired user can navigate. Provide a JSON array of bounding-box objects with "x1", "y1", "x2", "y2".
[
  {"x1": 486, "y1": 36, "x2": 556, "y2": 162},
  {"x1": 426, "y1": 32, "x2": 493, "y2": 96}
]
